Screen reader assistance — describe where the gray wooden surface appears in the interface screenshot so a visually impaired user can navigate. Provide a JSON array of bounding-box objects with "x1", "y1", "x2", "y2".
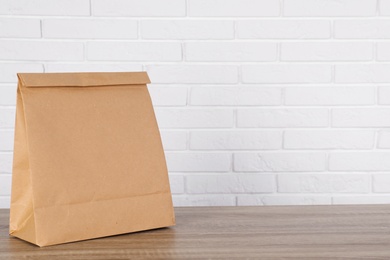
[{"x1": 2, "y1": 205, "x2": 390, "y2": 259}]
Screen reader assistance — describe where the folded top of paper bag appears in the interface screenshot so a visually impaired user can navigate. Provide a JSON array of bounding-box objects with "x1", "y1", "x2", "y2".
[{"x1": 17, "y1": 72, "x2": 151, "y2": 87}]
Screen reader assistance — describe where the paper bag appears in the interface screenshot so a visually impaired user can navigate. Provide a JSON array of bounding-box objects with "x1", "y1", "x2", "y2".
[{"x1": 9, "y1": 72, "x2": 175, "y2": 247}]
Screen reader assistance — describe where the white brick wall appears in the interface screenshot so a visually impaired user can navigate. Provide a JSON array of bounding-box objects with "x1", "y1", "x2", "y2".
[
  {"x1": 42, "y1": 19, "x2": 138, "y2": 39},
  {"x1": 141, "y1": 20, "x2": 234, "y2": 39},
  {"x1": 285, "y1": 86, "x2": 376, "y2": 105},
  {"x1": 187, "y1": 0, "x2": 280, "y2": 17},
  {"x1": 0, "y1": 41, "x2": 84, "y2": 61},
  {"x1": 242, "y1": 64, "x2": 333, "y2": 83},
  {"x1": 190, "y1": 130, "x2": 283, "y2": 150},
  {"x1": 0, "y1": 109, "x2": 16, "y2": 129},
  {"x1": 284, "y1": 130, "x2": 375, "y2": 149},
  {"x1": 1, "y1": 0, "x2": 390, "y2": 208},
  {"x1": 234, "y1": 152, "x2": 327, "y2": 172},
  {"x1": 190, "y1": 87, "x2": 282, "y2": 106},
  {"x1": 0, "y1": 63, "x2": 43, "y2": 82},
  {"x1": 87, "y1": 42, "x2": 182, "y2": 61},
  {"x1": 277, "y1": 174, "x2": 371, "y2": 193},
  {"x1": 185, "y1": 42, "x2": 277, "y2": 61},
  {"x1": 92, "y1": 0, "x2": 186, "y2": 17},
  {"x1": 284, "y1": 0, "x2": 377, "y2": 16},
  {"x1": 334, "y1": 20, "x2": 390, "y2": 38},
  {"x1": 166, "y1": 153, "x2": 232, "y2": 172},
  {"x1": 0, "y1": 18, "x2": 41, "y2": 38},
  {"x1": 0, "y1": 0, "x2": 90, "y2": 16},
  {"x1": 237, "y1": 108, "x2": 329, "y2": 128},
  {"x1": 280, "y1": 42, "x2": 373, "y2": 61},
  {"x1": 237, "y1": 20, "x2": 331, "y2": 39},
  {"x1": 186, "y1": 174, "x2": 276, "y2": 194}
]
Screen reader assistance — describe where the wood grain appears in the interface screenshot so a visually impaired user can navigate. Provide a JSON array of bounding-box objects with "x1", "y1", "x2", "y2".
[{"x1": 2, "y1": 205, "x2": 390, "y2": 259}]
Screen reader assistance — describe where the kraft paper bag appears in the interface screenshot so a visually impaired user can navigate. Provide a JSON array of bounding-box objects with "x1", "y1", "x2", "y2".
[{"x1": 9, "y1": 72, "x2": 175, "y2": 247}]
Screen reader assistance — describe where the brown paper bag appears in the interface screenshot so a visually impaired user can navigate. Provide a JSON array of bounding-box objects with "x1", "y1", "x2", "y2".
[{"x1": 9, "y1": 72, "x2": 175, "y2": 247}]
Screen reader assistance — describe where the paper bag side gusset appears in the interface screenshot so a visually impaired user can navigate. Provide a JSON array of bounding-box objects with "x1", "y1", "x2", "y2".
[{"x1": 9, "y1": 81, "x2": 38, "y2": 245}]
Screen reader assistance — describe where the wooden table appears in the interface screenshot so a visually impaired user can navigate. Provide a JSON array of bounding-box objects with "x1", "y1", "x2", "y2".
[{"x1": 2, "y1": 205, "x2": 390, "y2": 259}]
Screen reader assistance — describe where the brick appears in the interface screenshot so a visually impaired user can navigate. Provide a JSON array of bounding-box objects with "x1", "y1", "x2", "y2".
[
  {"x1": 45, "y1": 63, "x2": 143, "y2": 73},
  {"x1": 284, "y1": 0, "x2": 376, "y2": 16},
  {"x1": 188, "y1": 0, "x2": 279, "y2": 17},
  {"x1": 186, "y1": 42, "x2": 277, "y2": 62},
  {"x1": 43, "y1": 19, "x2": 137, "y2": 39},
  {"x1": 234, "y1": 153, "x2": 326, "y2": 172},
  {"x1": 332, "y1": 108, "x2": 390, "y2": 127},
  {"x1": 147, "y1": 65, "x2": 238, "y2": 84},
  {"x1": 148, "y1": 86, "x2": 187, "y2": 106},
  {"x1": 0, "y1": 18, "x2": 40, "y2": 38},
  {"x1": 168, "y1": 174, "x2": 185, "y2": 194},
  {"x1": 0, "y1": 175, "x2": 11, "y2": 196},
  {"x1": 379, "y1": 87, "x2": 390, "y2": 104},
  {"x1": 190, "y1": 130, "x2": 282, "y2": 150},
  {"x1": 0, "y1": 41, "x2": 83, "y2": 61},
  {"x1": 165, "y1": 153, "x2": 231, "y2": 172},
  {"x1": 380, "y1": 0, "x2": 390, "y2": 15},
  {"x1": 160, "y1": 131, "x2": 187, "y2": 151},
  {"x1": 0, "y1": 85, "x2": 17, "y2": 105},
  {"x1": 237, "y1": 108, "x2": 328, "y2": 128},
  {"x1": 0, "y1": 0, "x2": 90, "y2": 15},
  {"x1": 0, "y1": 108, "x2": 16, "y2": 129},
  {"x1": 378, "y1": 131, "x2": 390, "y2": 148},
  {"x1": 237, "y1": 195, "x2": 331, "y2": 206},
  {"x1": 0, "y1": 197, "x2": 10, "y2": 208},
  {"x1": 281, "y1": 42, "x2": 373, "y2": 61},
  {"x1": 0, "y1": 63, "x2": 43, "y2": 83},
  {"x1": 190, "y1": 86, "x2": 281, "y2": 106},
  {"x1": 373, "y1": 174, "x2": 390, "y2": 192},
  {"x1": 155, "y1": 108, "x2": 233, "y2": 128},
  {"x1": 335, "y1": 20, "x2": 390, "y2": 39},
  {"x1": 278, "y1": 174, "x2": 371, "y2": 193},
  {"x1": 0, "y1": 130, "x2": 14, "y2": 151},
  {"x1": 285, "y1": 86, "x2": 376, "y2": 105},
  {"x1": 87, "y1": 42, "x2": 181, "y2": 61},
  {"x1": 187, "y1": 174, "x2": 275, "y2": 194},
  {"x1": 237, "y1": 20, "x2": 330, "y2": 39},
  {"x1": 141, "y1": 20, "x2": 234, "y2": 40},
  {"x1": 335, "y1": 64, "x2": 390, "y2": 83},
  {"x1": 172, "y1": 195, "x2": 236, "y2": 206},
  {"x1": 242, "y1": 65, "x2": 332, "y2": 84},
  {"x1": 284, "y1": 130, "x2": 375, "y2": 149},
  {"x1": 329, "y1": 152, "x2": 390, "y2": 171},
  {"x1": 333, "y1": 195, "x2": 390, "y2": 204},
  {"x1": 0, "y1": 153, "x2": 13, "y2": 173},
  {"x1": 92, "y1": 0, "x2": 185, "y2": 16},
  {"x1": 377, "y1": 42, "x2": 390, "y2": 61}
]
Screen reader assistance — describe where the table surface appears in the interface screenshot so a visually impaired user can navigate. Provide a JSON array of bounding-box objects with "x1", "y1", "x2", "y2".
[{"x1": 2, "y1": 205, "x2": 390, "y2": 259}]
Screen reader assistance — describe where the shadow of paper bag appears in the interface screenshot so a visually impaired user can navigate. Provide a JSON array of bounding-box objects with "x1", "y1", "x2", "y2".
[{"x1": 9, "y1": 72, "x2": 175, "y2": 247}]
